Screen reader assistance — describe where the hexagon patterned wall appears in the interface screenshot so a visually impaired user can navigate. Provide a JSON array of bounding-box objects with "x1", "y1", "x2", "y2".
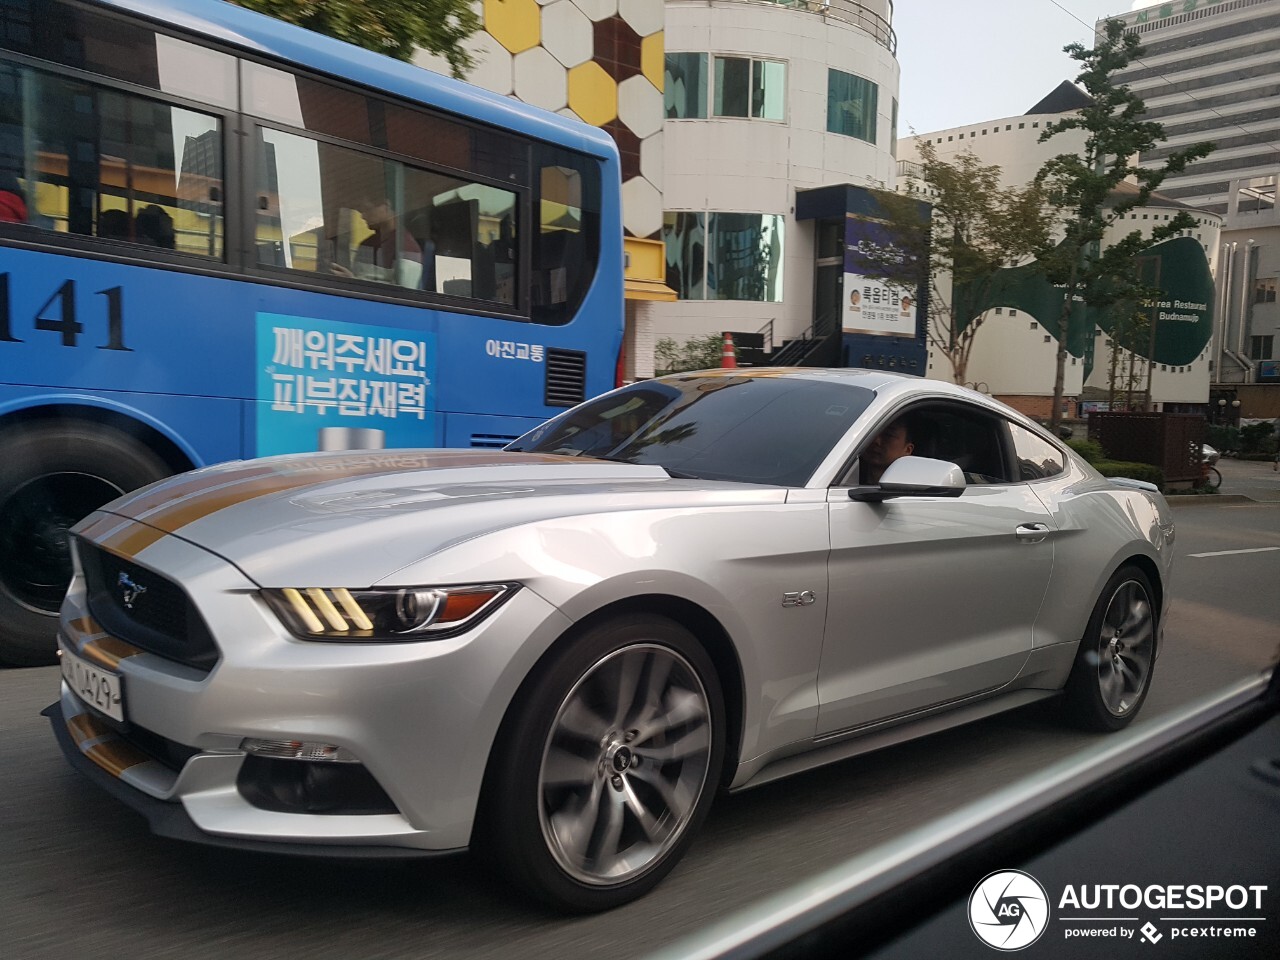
[{"x1": 447, "y1": 0, "x2": 665, "y2": 239}]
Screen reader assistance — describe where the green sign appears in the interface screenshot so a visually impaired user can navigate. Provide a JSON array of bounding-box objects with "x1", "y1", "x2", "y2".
[{"x1": 957, "y1": 235, "x2": 1214, "y2": 375}]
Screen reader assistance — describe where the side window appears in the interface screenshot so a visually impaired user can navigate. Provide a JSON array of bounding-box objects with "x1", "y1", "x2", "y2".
[
  {"x1": 1008, "y1": 423, "x2": 1066, "y2": 481},
  {"x1": 851, "y1": 404, "x2": 1012, "y2": 486},
  {"x1": 2, "y1": 63, "x2": 225, "y2": 257},
  {"x1": 532, "y1": 145, "x2": 600, "y2": 325},
  {"x1": 255, "y1": 128, "x2": 517, "y2": 303}
]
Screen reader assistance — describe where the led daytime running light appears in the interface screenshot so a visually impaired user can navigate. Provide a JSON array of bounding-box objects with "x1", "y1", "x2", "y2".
[{"x1": 263, "y1": 584, "x2": 514, "y2": 641}]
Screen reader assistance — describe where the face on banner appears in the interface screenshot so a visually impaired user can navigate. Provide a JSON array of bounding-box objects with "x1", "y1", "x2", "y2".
[{"x1": 844, "y1": 275, "x2": 915, "y2": 335}]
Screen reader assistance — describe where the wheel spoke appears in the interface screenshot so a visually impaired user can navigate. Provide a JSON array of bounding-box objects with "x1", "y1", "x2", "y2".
[
  {"x1": 634, "y1": 719, "x2": 710, "y2": 765},
  {"x1": 556, "y1": 695, "x2": 610, "y2": 743},
  {"x1": 548, "y1": 777, "x2": 604, "y2": 864},
  {"x1": 621, "y1": 778, "x2": 663, "y2": 843},
  {"x1": 632, "y1": 687, "x2": 709, "y2": 745},
  {"x1": 630, "y1": 763, "x2": 693, "y2": 822},
  {"x1": 541, "y1": 743, "x2": 597, "y2": 790},
  {"x1": 610, "y1": 649, "x2": 646, "y2": 728},
  {"x1": 589, "y1": 790, "x2": 626, "y2": 869},
  {"x1": 1098, "y1": 660, "x2": 1124, "y2": 709},
  {"x1": 1117, "y1": 654, "x2": 1145, "y2": 693}
]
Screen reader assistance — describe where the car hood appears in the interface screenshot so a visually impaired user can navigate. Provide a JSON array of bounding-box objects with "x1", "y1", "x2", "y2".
[{"x1": 85, "y1": 449, "x2": 787, "y2": 586}]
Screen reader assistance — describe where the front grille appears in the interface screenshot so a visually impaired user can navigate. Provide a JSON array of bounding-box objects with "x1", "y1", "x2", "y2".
[
  {"x1": 78, "y1": 541, "x2": 219, "y2": 672},
  {"x1": 545, "y1": 348, "x2": 587, "y2": 407}
]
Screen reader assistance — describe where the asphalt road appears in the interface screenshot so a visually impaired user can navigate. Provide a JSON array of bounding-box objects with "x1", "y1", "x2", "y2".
[{"x1": 1, "y1": 498, "x2": 1276, "y2": 960}]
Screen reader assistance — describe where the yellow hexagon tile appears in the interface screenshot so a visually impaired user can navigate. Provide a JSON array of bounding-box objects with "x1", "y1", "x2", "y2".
[
  {"x1": 568, "y1": 61, "x2": 618, "y2": 126},
  {"x1": 641, "y1": 30, "x2": 663, "y2": 91},
  {"x1": 485, "y1": 0, "x2": 541, "y2": 55}
]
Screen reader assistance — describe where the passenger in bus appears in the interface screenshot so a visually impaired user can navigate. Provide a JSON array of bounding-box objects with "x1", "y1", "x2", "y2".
[
  {"x1": 98, "y1": 209, "x2": 132, "y2": 241},
  {"x1": 0, "y1": 174, "x2": 27, "y2": 223},
  {"x1": 332, "y1": 195, "x2": 424, "y2": 290},
  {"x1": 135, "y1": 205, "x2": 175, "y2": 248}
]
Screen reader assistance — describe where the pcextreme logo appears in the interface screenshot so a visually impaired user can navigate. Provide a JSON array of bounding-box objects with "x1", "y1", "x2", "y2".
[{"x1": 969, "y1": 870, "x2": 1051, "y2": 951}]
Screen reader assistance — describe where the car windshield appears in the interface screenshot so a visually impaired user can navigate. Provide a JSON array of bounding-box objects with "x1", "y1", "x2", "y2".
[{"x1": 508, "y1": 374, "x2": 875, "y2": 485}]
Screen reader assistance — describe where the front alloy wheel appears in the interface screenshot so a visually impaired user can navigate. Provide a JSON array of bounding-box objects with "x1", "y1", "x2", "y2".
[
  {"x1": 539, "y1": 643, "x2": 713, "y2": 885},
  {"x1": 480, "y1": 614, "x2": 724, "y2": 912}
]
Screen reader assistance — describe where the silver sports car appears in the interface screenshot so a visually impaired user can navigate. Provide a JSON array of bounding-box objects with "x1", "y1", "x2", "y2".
[{"x1": 48, "y1": 369, "x2": 1173, "y2": 911}]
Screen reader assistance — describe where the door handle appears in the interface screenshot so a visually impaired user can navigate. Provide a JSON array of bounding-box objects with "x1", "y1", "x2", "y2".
[{"x1": 1015, "y1": 523, "x2": 1052, "y2": 542}]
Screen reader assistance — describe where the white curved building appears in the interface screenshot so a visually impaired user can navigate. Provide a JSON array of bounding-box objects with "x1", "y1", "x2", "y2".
[{"x1": 646, "y1": 0, "x2": 901, "y2": 370}]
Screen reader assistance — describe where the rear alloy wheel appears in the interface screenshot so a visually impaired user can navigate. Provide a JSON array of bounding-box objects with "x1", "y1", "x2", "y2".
[
  {"x1": 1064, "y1": 566, "x2": 1157, "y2": 731},
  {"x1": 481, "y1": 615, "x2": 724, "y2": 911},
  {"x1": 0, "y1": 421, "x2": 170, "y2": 666}
]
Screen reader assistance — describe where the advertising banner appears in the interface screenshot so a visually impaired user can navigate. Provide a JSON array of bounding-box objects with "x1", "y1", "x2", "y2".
[
  {"x1": 843, "y1": 217, "x2": 918, "y2": 338},
  {"x1": 255, "y1": 312, "x2": 437, "y2": 456}
]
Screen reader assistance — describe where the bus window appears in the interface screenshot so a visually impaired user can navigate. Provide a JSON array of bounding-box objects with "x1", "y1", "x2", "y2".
[
  {"x1": 257, "y1": 128, "x2": 517, "y2": 303},
  {"x1": 3, "y1": 64, "x2": 224, "y2": 257},
  {"x1": 532, "y1": 146, "x2": 600, "y2": 325}
]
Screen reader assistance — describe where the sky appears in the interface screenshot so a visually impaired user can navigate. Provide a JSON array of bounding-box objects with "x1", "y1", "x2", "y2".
[{"x1": 893, "y1": 0, "x2": 1150, "y2": 135}]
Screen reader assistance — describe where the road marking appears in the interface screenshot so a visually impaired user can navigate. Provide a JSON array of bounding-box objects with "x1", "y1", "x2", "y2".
[{"x1": 1188, "y1": 546, "x2": 1280, "y2": 558}]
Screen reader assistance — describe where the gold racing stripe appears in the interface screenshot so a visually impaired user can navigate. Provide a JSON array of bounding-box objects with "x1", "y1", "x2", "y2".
[
  {"x1": 65, "y1": 712, "x2": 151, "y2": 778},
  {"x1": 80, "y1": 636, "x2": 145, "y2": 671}
]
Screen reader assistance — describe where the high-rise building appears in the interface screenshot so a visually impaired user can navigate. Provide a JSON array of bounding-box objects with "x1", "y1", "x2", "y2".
[{"x1": 1102, "y1": 0, "x2": 1280, "y2": 394}]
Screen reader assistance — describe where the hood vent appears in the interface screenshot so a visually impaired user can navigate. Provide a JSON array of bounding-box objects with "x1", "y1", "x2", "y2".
[
  {"x1": 545, "y1": 348, "x2": 587, "y2": 407},
  {"x1": 470, "y1": 433, "x2": 519, "y2": 448}
]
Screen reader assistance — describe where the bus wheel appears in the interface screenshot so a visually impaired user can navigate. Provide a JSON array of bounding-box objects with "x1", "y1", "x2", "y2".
[{"x1": 0, "y1": 421, "x2": 171, "y2": 666}]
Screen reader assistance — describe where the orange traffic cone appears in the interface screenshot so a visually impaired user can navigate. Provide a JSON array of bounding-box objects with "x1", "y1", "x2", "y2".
[{"x1": 721, "y1": 332, "x2": 738, "y2": 369}]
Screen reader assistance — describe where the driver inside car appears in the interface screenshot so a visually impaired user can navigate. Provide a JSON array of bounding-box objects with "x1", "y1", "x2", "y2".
[{"x1": 859, "y1": 417, "x2": 916, "y2": 485}]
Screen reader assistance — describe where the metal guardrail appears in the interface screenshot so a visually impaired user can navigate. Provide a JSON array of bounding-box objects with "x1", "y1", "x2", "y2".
[{"x1": 746, "y1": 0, "x2": 898, "y2": 55}]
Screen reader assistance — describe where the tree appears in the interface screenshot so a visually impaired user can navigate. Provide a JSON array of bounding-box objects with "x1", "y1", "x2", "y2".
[
  {"x1": 1035, "y1": 18, "x2": 1214, "y2": 431},
  {"x1": 229, "y1": 0, "x2": 480, "y2": 77},
  {"x1": 653, "y1": 334, "x2": 724, "y2": 375},
  {"x1": 867, "y1": 141, "x2": 1052, "y2": 385}
]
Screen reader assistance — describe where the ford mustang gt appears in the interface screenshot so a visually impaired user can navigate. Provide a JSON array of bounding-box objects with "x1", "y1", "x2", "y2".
[{"x1": 47, "y1": 369, "x2": 1173, "y2": 911}]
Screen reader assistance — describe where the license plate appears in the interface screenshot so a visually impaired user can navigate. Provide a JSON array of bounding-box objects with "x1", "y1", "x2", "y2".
[{"x1": 60, "y1": 643, "x2": 125, "y2": 722}]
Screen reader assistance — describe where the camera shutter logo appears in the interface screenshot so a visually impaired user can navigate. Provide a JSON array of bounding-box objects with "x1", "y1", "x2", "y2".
[{"x1": 969, "y1": 870, "x2": 1050, "y2": 950}]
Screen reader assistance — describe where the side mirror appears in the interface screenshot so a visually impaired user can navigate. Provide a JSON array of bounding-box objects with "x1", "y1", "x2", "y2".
[{"x1": 848, "y1": 456, "x2": 966, "y2": 502}]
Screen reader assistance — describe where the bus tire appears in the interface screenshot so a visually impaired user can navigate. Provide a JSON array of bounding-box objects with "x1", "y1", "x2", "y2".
[{"x1": 0, "y1": 420, "x2": 171, "y2": 666}]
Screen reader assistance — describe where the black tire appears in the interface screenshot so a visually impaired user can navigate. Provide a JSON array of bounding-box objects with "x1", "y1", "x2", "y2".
[
  {"x1": 477, "y1": 613, "x2": 725, "y2": 912},
  {"x1": 1063, "y1": 565, "x2": 1157, "y2": 732},
  {"x1": 0, "y1": 420, "x2": 170, "y2": 666},
  {"x1": 1207, "y1": 466, "x2": 1222, "y2": 490}
]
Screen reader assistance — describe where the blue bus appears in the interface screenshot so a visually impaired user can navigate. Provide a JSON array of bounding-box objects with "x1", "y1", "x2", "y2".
[{"x1": 0, "y1": 0, "x2": 624, "y2": 664}]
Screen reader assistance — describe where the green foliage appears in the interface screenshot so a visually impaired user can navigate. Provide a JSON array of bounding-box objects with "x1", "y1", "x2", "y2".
[
  {"x1": 653, "y1": 335, "x2": 725, "y2": 376},
  {"x1": 1239, "y1": 422, "x2": 1279, "y2": 456},
  {"x1": 229, "y1": 0, "x2": 480, "y2": 76},
  {"x1": 1066, "y1": 438, "x2": 1105, "y2": 464},
  {"x1": 1034, "y1": 18, "x2": 1215, "y2": 428},
  {"x1": 866, "y1": 142, "x2": 1052, "y2": 384},
  {"x1": 1207, "y1": 424, "x2": 1240, "y2": 451},
  {"x1": 1094, "y1": 460, "x2": 1164, "y2": 489}
]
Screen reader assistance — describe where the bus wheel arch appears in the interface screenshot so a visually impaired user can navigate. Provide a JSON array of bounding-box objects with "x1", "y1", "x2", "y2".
[{"x1": 0, "y1": 408, "x2": 188, "y2": 666}]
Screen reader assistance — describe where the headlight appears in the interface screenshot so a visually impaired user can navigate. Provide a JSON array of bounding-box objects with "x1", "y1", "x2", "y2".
[{"x1": 261, "y1": 584, "x2": 517, "y2": 641}]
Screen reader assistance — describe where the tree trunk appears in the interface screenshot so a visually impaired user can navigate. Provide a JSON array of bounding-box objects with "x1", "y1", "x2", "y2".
[{"x1": 1050, "y1": 261, "x2": 1079, "y2": 432}]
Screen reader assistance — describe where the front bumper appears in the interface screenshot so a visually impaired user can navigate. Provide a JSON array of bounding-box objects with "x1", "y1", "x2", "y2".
[
  {"x1": 53, "y1": 516, "x2": 576, "y2": 853},
  {"x1": 43, "y1": 699, "x2": 457, "y2": 860}
]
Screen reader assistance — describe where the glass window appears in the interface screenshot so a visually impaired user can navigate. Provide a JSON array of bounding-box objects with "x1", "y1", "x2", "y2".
[
  {"x1": 3, "y1": 64, "x2": 224, "y2": 257},
  {"x1": 1, "y1": 0, "x2": 236, "y2": 108},
  {"x1": 708, "y1": 213, "x2": 784, "y2": 302},
  {"x1": 255, "y1": 128, "x2": 517, "y2": 303},
  {"x1": 533, "y1": 144, "x2": 600, "y2": 325},
  {"x1": 1250, "y1": 335, "x2": 1273, "y2": 361},
  {"x1": 510, "y1": 376, "x2": 875, "y2": 487},
  {"x1": 1238, "y1": 176, "x2": 1276, "y2": 215},
  {"x1": 713, "y1": 57, "x2": 784, "y2": 120},
  {"x1": 714, "y1": 57, "x2": 751, "y2": 118},
  {"x1": 1008, "y1": 423, "x2": 1065, "y2": 481},
  {"x1": 1255, "y1": 278, "x2": 1277, "y2": 304},
  {"x1": 752, "y1": 60, "x2": 786, "y2": 121},
  {"x1": 662, "y1": 212, "x2": 706, "y2": 300},
  {"x1": 664, "y1": 53, "x2": 706, "y2": 119},
  {"x1": 827, "y1": 69, "x2": 878, "y2": 142}
]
